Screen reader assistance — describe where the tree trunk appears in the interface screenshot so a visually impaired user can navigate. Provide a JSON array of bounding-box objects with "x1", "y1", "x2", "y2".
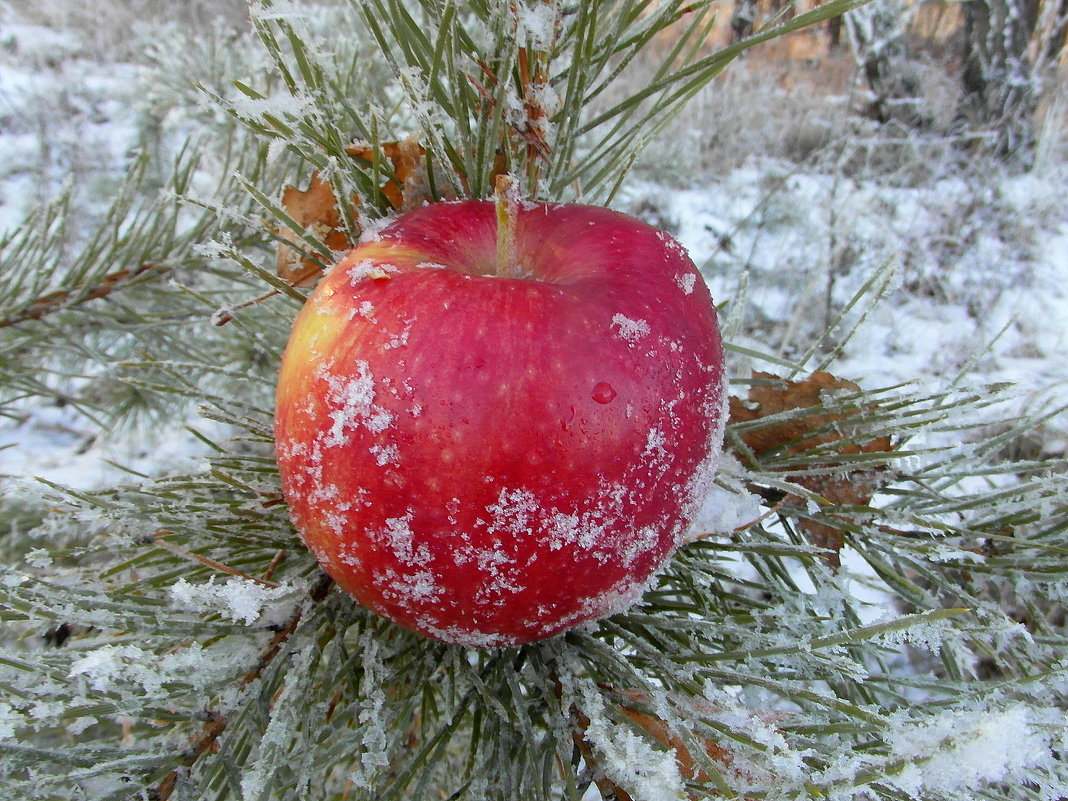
[
  {"x1": 958, "y1": 0, "x2": 1041, "y2": 161},
  {"x1": 845, "y1": 4, "x2": 930, "y2": 128},
  {"x1": 1041, "y1": 0, "x2": 1068, "y2": 66}
]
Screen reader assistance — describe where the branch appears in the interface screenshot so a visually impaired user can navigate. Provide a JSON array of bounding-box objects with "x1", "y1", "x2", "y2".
[
  {"x1": 570, "y1": 705, "x2": 636, "y2": 801},
  {"x1": 149, "y1": 572, "x2": 334, "y2": 801},
  {"x1": 0, "y1": 263, "x2": 162, "y2": 329}
]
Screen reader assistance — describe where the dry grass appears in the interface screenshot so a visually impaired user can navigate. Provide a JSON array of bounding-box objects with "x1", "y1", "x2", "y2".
[
  {"x1": 13, "y1": 0, "x2": 251, "y2": 58},
  {"x1": 625, "y1": 30, "x2": 1066, "y2": 186}
]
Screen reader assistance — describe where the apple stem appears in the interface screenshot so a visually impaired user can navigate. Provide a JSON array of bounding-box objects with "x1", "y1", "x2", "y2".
[{"x1": 494, "y1": 173, "x2": 520, "y2": 279}]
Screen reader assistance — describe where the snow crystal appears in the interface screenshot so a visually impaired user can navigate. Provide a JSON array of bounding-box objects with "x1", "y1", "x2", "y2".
[
  {"x1": 0, "y1": 702, "x2": 22, "y2": 742},
  {"x1": 24, "y1": 548, "x2": 52, "y2": 568},
  {"x1": 169, "y1": 576, "x2": 299, "y2": 626},
  {"x1": 318, "y1": 360, "x2": 394, "y2": 446},
  {"x1": 675, "y1": 272, "x2": 697, "y2": 294},
  {"x1": 684, "y1": 461, "x2": 762, "y2": 539},
  {"x1": 611, "y1": 313, "x2": 651, "y2": 342},
  {"x1": 884, "y1": 706, "x2": 1052, "y2": 796}
]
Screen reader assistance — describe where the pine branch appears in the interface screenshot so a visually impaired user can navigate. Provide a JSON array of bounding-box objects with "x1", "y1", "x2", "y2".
[
  {"x1": 5, "y1": 2, "x2": 1068, "y2": 800},
  {"x1": 0, "y1": 263, "x2": 164, "y2": 330},
  {"x1": 150, "y1": 573, "x2": 333, "y2": 801}
]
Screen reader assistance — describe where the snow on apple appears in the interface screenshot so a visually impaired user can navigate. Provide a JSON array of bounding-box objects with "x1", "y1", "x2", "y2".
[{"x1": 274, "y1": 197, "x2": 727, "y2": 646}]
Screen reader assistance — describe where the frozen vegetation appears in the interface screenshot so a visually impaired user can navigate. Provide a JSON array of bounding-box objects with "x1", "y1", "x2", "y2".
[{"x1": 0, "y1": 1, "x2": 1066, "y2": 800}]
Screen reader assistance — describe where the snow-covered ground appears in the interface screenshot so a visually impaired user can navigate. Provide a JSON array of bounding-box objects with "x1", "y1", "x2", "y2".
[
  {"x1": 2, "y1": 7, "x2": 1067, "y2": 799},
  {"x1": 1, "y1": 6, "x2": 1066, "y2": 486}
]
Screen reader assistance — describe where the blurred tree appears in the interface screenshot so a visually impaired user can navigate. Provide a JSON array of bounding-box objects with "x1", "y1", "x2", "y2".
[
  {"x1": 844, "y1": 2, "x2": 931, "y2": 127},
  {"x1": 958, "y1": 0, "x2": 1042, "y2": 158},
  {"x1": 956, "y1": 0, "x2": 1068, "y2": 162}
]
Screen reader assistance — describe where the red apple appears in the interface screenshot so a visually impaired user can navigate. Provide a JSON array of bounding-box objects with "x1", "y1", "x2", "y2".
[{"x1": 274, "y1": 195, "x2": 727, "y2": 646}]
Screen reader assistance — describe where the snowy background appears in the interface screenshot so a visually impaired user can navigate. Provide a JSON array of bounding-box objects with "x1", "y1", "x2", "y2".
[
  {"x1": 2, "y1": 1, "x2": 1065, "y2": 493},
  {"x1": 2, "y1": 3, "x2": 1067, "y2": 798}
]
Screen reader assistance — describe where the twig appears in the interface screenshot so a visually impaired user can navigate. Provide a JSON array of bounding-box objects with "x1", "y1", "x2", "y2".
[
  {"x1": 150, "y1": 572, "x2": 334, "y2": 800},
  {"x1": 153, "y1": 531, "x2": 279, "y2": 588},
  {"x1": 0, "y1": 263, "x2": 161, "y2": 328},
  {"x1": 570, "y1": 706, "x2": 636, "y2": 801}
]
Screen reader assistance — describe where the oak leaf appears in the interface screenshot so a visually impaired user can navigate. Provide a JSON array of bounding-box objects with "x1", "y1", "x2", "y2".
[
  {"x1": 728, "y1": 371, "x2": 895, "y2": 566},
  {"x1": 275, "y1": 171, "x2": 355, "y2": 287},
  {"x1": 275, "y1": 134, "x2": 443, "y2": 287}
]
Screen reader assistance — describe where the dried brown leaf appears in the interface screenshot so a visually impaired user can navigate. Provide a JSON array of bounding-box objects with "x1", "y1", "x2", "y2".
[
  {"x1": 728, "y1": 371, "x2": 896, "y2": 567},
  {"x1": 275, "y1": 171, "x2": 355, "y2": 287}
]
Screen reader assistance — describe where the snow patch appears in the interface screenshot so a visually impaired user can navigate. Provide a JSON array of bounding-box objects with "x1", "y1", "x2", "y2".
[
  {"x1": 611, "y1": 313, "x2": 651, "y2": 342},
  {"x1": 169, "y1": 576, "x2": 300, "y2": 626},
  {"x1": 674, "y1": 272, "x2": 697, "y2": 294},
  {"x1": 317, "y1": 359, "x2": 394, "y2": 447}
]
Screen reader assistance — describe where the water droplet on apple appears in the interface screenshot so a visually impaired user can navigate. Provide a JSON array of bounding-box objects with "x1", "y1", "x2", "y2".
[{"x1": 591, "y1": 382, "x2": 617, "y2": 404}]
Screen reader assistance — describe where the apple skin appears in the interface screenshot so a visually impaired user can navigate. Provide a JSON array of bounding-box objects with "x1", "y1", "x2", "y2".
[{"x1": 274, "y1": 199, "x2": 726, "y2": 647}]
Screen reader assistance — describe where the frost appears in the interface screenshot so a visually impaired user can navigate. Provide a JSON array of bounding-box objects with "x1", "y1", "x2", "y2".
[
  {"x1": 239, "y1": 642, "x2": 317, "y2": 801},
  {"x1": 348, "y1": 632, "x2": 393, "y2": 787},
  {"x1": 0, "y1": 702, "x2": 23, "y2": 741},
  {"x1": 871, "y1": 614, "x2": 961, "y2": 653},
  {"x1": 674, "y1": 272, "x2": 697, "y2": 294},
  {"x1": 514, "y1": 1, "x2": 558, "y2": 49},
  {"x1": 357, "y1": 211, "x2": 398, "y2": 243},
  {"x1": 24, "y1": 548, "x2": 52, "y2": 567},
  {"x1": 572, "y1": 675, "x2": 685, "y2": 801},
  {"x1": 69, "y1": 641, "x2": 258, "y2": 697},
  {"x1": 883, "y1": 706, "x2": 1054, "y2": 795},
  {"x1": 169, "y1": 576, "x2": 300, "y2": 626},
  {"x1": 318, "y1": 359, "x2": 394, "y2": 446},
  {"x1": 611, "y1": 313, "x2": 651, "y2": 342},
  {"x1": 229, "y1": 86, "x2": 314, "y2": 124}
]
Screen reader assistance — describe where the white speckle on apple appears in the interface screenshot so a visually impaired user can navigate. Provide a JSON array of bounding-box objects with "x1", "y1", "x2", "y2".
[
  {"x1": 324, "y1": 510, "x2": 348, "y2": 535},
  {"x1": 674, "y1": 273, "x2": 697, "y2": 295},
  {"x1": 317, "y1": 360, "x2": 394, "y2": 447},
  {"x1": 610, "y1": 313, "x2": 650, "y2": 342},
  {"x1": 547, "y1": 509, "x2": 605, "y2": 552},
  {"x1": 446, "y1": 497, "x2": 461, "y2": 524},
  {"x1": 383, "y1": 323, "x2": 411, "y2": 350},
  {"x1": 614, "y1": 523, "x2": 662, "y2": 568},
  {"x1": 380, "y1": 513, "x2": 432, "y2": 567},
  {"x1": 347, "y1": 259, "x2": 398, "y2": 285},
  {"x1": 640, "y1": 427, "x2": 669, "y2": 470},
  {"x1": 350, "y1": 300, "x2": 375, "y2": 320},
  {"x1": 369, "y1": 443, "x2": 398, "y2": 466},
  {"x1": 336, "y1": 542, "x2": 364, "y2": 569},
  {"x1": 485, "y1": 487, "x2": 539, "y2": 536},
  {"x1": 380, "y1": 567, "x2": 443, "y2": 604}
]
